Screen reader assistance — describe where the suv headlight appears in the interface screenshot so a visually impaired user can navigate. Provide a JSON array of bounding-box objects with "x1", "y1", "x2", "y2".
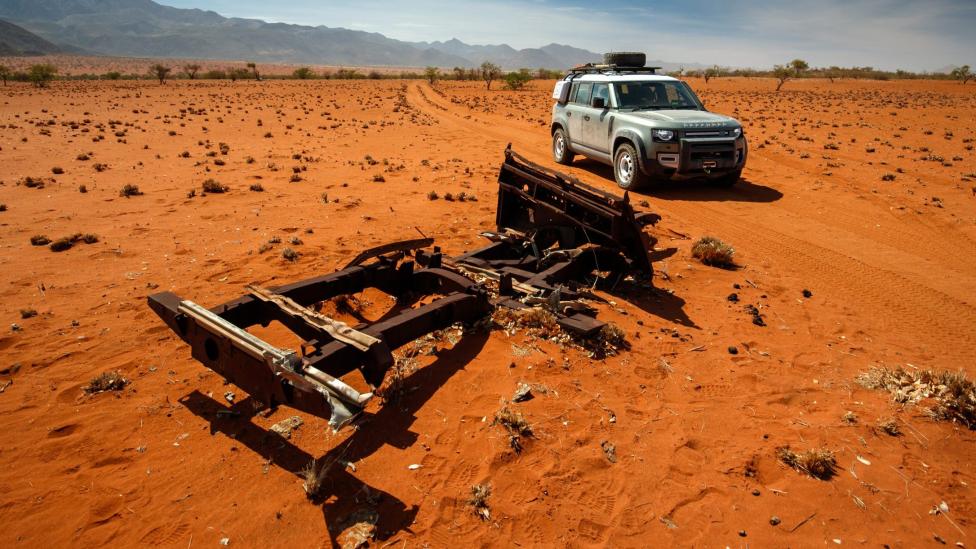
[
  {"x1": 652, "y1": 129, "x2": 675, "y2": 142},
  {"x1": 732, "y1": 127, "x2": 742, "y2": 138}
]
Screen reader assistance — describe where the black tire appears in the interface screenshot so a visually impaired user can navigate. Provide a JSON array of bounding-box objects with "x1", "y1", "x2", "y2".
[
  {"x1": 613, "y1": 143, "x2": 650, "y2": 190},
  {"x1": 604, "y1": 52, "x2": 646, "y2": 67},
  {"x1": 552, "y1": 127, "x2": 574, "y2": 165},
  {"x1": 713, "y1": 170, "x2": 742, "y2": 187}
]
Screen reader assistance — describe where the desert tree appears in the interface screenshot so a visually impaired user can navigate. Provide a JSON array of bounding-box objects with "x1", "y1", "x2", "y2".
[
  {"x1": 703, "y1": 65, "x2": 720, "y2": 84},
  {"x1": 452, "y1": 66, "x2": 466, "y2": 80},
  {"x1": 789, "y1": 58, "x2": 809, "y2": 76},
  {"x1": 480, "y1": 61, "x2": 501, "y2": 90},
  {"x1": 183, "y1": 63, "x2": 201, "y2": 79},
  {"x1": 28, "y1": 64, "x2": 57, "y2": 88},
  {"x1": 150, "y1": 63, "x2": 172, "y2": 84},
  {"x1": 293, "y1": 67, "x2": 314, "y2": 79},
  {"x1": 504, "y1": 68, "x2": 532, "y2": 90},
  {"x1": 424, "y1": 66, "x2": 439, "y2": 85},
  {"x1": 0, "y1": 65, "x2": 10, "y2": 86},
  {"x1": 246, "y1": 62, "x2": 261, "y2": 81},
  {"x1": 772, "y1": 64, "x2": 793, "y2": 91},
  {"x1": 950, "y1": 64, "x2": 972, "y2": 84}
]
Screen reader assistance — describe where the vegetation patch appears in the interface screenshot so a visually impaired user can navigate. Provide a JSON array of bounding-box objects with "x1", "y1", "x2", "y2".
[
  {"x1": 857, "y1": 366, "x2": 975, "y2": 428},
  {"x1": 776, "y1": 446, "x2": 837, "y2": 480},
  {"x1": 691, "y1": 236, "x2": 736, "y2": 267},
  {"x1": 84, "y1": 371, "x2": 129, "y2": 394}
]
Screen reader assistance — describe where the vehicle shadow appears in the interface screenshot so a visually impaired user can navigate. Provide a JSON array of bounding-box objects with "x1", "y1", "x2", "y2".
[
  {"x1": 180, "y1": 329, "x2": 489, "y2": 548},
  {"x1": 568, "y1": 159, "x2": 783, "y2": 203}
]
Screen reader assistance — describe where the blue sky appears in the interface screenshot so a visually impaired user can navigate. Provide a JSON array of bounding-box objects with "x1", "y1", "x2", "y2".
[{"x1": 158, "y1": 0, "x2": 976, "y2": 71}]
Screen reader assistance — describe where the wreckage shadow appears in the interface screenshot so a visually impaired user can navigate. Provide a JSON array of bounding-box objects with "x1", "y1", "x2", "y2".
[
  {"x1": 569, "y1": 159, "x2": 783, "y2": 203},
  {"x1": 609, "y1": 280, "x2": 699, "y2": 329},
  {"x1": 179, "y1": 329, "x2": 489, "y2": 548}
]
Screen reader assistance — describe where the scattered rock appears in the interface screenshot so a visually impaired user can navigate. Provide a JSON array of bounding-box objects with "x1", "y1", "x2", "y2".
[
  {"x1": 601, "y1": 440, "x2": 617, "y2": 463},
  {"x1": 269, "y1": 415, "x2": 303, "y2": 439},
  {"x1": 802, "y1": 289, "x2": 813, "y2": 298},
  {"x1": 728, "y1": 346, "x2": 739, "y2": 355},
  {"x1": 513, "y1": 382, "x2": 533, "y2": 402},
  {"x1": 770, "y1": 516, "x2": 781, "y2": 526},
  {"x1": 727, "y1": 292, "x2": 739, "y2": 302}
]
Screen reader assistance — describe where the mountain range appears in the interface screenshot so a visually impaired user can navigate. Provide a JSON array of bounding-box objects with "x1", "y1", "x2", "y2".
[
  {"x1": 0, "y1": 18, "x2": 63, "y2": 56},
  {"x1": 0, "y1": 0, "x2": 610, "y2": 69}
]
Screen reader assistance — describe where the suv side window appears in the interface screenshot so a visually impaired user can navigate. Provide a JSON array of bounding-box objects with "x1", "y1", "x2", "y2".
[
  {"x1": 591, "y1": 83, "x2": 610, "y2": 107},
  {"x1": 574, "y1": 82, "x2": 593, "y2": 105}
]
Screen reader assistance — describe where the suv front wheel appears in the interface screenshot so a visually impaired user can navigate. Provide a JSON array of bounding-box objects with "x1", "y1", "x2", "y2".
[
  {"x1": 552, "y1": 127, "x2": 574, "y2": 165},
  {"x1": 613, "y1": 143, "x2": 649, "y2": 190}
]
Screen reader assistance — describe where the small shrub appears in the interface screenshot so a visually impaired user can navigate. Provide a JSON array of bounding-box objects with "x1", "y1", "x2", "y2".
[
  {"x1": 249, "y1": 183, "x2": 264, "y2": 192},
  {"x1": 0, "y1": 204, "x2": 6, "y2": 212},
  {"x1": 78, "y1": 184, "x2": 87, "y2": 193},
  {"x1": 877, "y1": 417, "x2": 901, "y2": 436},
  {"x1": 84, "y1": 371, "x2": 129, "y2": 394},
  {"x1": 51, "y1": 167, "x2": 64, "y2": 175},
  {"x1": 30, "y1": 235, "x2": 51, "y2": 246},
  {"x1": 691, "y1": 236, "x2": 735, "y2": 267},
  {"x1": 119, "y1": 183, "x2": 143, "y2": 197},
  {"x1": 468, "y1": 484, "x2": 492, "y2": 521},
  {"x1": 281, "y1": 247, "x2": 299, "y2": 261},
  {"x1": 202, "y1": 179, "x2": 228, "y2": 193},
  {"x1": 493, "y1": 403, "x2": 533, "y2": 454},
  {"x1": 427, "y1": 190, "x2": 439, "y2": 200},
  {"x1": 372, "y1": 174, "x2": 385, "y2": 182},
  {"x1": 881, "y1": 173, "x2": 896, "y2": 182},
  {"x1": 80, "y1": 233, "x2": 98, "y2": 244},
  {"x1": 49, "y1": 237, "x2": 74, "y2": 252},
  {"x1": 76, "y1": 153, "x2": 90, "y2": 161},
  {"x1": 776, "y1": 446, "x2": 836, "y2": 480},
  {"x1": 289, "y1": 174, "x2": 302, "y2": 183},
  {"x1": 20, "y1": 308, "x2": 37, "y2": 319}
]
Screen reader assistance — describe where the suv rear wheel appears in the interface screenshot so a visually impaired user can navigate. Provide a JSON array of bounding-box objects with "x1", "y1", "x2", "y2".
[
  {"x1": 614, "y1": 143, "x2": 649, "y2": 190},
  {"x1": 552, "y1": 127, "x2": 574, "y2": 165}
]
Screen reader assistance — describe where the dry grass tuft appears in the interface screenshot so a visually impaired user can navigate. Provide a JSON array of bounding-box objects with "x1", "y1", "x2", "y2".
[
  {"x1": 691, "y1": 236, "x2": 736, "y2": 267},
  {"x1": 468, "y1": 483, "x2": 492, "y2": 521},
  {"x1": 857, "y1": 366, "x2": 975, "y2": 428},
  {"x1": 491, "y1": 307, "x2": 563, "y2": 340},
  {"x1": 494, "y1": 402, "x2": 533, "y2": 454},
  {"x1": 776, "y1": 446, "x2": 837, "y2": 480},
  {"x1": 301, "y1": 458, "x2": 333, "y2": 501},
  {"x1": 580, "y1": 323, "x2": 629, "y2": 359},
  {"x1": 119, "y1": 183, "x2": 143, "y2": 197},
  {"x1": 877, "y1": 417, "x2": 901, "y2": 436},
  {"x1": 84, "y1": 371, "x2": 129, "y2": 394}
]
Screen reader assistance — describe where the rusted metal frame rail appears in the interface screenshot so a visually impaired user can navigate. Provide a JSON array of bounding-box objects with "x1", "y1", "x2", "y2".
[{"x1": 148, "y1": 253, "x2": 491, "y2": 429}]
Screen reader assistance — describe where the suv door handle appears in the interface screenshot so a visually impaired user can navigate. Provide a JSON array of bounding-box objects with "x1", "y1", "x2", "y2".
[{"x1": 583, "y1": 115, "x2": 591, "y2": 121}]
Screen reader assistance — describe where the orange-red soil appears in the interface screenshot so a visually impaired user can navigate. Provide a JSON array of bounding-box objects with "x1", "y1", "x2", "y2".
[{"x1": 1, "y1": 75, "x2": 974, "y2": 547}]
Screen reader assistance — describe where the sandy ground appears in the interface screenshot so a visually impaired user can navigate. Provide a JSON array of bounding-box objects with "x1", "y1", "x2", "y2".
[{"x1": 0, "y1": 75, "x2": 974, "y2": 547}]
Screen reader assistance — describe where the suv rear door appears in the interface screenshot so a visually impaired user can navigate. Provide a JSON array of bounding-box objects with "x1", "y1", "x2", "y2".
[
  {"x1": 567, "y1": 81, "x2": 592, "y2": 145},
  {"x1": 580, "y1": 83, "x2": 612, "y2": 153}
]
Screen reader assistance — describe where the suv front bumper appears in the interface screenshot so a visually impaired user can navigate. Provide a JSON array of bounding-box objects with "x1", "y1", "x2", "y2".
[{"x1": 643, "y1": 136, "x2": 747, "y2": 180}]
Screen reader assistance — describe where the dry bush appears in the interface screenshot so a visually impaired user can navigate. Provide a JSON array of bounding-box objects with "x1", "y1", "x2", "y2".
[
  {"x1": 30, "y1": 235, "x2": 51, "y2": 246},
  {"x1": 776, "y1": 446, "x2": 837, "y2": 480},
  {"x1": 202, "y1": 178, "x2": 228, "y2": 193},
  {"x1": 580, "y1": 323, "x2": 629, "y2": 359},
  {"x1": 84, "y1": 371, "x2": 129, "y2": 394},
  {"x1": 249, "y1": 183, "x2": 264, "y2": 192},
  {"x1": 49, "y1": 237, "x2": 74, "y2": 252},
  {"x1": 691, "y1": 236, "x2": 736, "y2": 267},
  {"x1": 857, "y1": 366, "x2": 975, "y2": 428},
  {"x1": 491, "y1": 307, "x2": 563, "y2": 340},
  {"x1": 877, "y1": 417, "x2": 901, "y2": 436},
  {"x1": 468, "y1": 483, "x2": 492, "y2": 521},
  {"x1": 119, "y1": 183, "x2": 143, "y2": 197},
  {"x1": 281, "y1": 247, "x2": 299, "y2": 261}
]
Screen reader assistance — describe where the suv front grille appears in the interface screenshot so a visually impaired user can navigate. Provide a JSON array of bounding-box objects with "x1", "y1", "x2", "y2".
[{"x1": 683, "y1": 129, "x2": 735, "y2": 138}]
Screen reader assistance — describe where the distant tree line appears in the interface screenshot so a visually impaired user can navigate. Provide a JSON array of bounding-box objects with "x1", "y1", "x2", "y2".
[{"x1": 3, "y1": 60, "x2": 971, "y2": 88}]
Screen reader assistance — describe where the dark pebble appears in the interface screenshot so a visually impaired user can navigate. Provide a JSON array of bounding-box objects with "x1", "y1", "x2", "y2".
[
  {"x1": 728, "y1": 346, "x2": 738, "y2": 355},
  {"x1": 727, "y1": 292, "x2": 739, "y2": 302},
  {"x1": 802, "y1": 289, "x2": 813, "y2": 298},
  {"x1": 770, "y1": 516, "x2": 781, "y2": 526}
]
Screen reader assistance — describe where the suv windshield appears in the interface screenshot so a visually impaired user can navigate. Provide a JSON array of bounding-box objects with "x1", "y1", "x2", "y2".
[{"x1": 613, "y1": 81, "x2": 703, "y2": 110}]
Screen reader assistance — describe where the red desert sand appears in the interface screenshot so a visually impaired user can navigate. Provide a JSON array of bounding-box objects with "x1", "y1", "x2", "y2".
[{"x1": 0, "y1": 74, "x2": 974, "y2": 547}]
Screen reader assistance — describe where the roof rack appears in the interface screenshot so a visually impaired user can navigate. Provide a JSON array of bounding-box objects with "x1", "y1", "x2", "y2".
[{"x1": 567, "y1": 63, "x2": 663, "y2": 77}]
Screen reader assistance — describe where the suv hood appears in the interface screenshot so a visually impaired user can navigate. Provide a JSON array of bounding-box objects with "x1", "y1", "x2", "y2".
[{"x1": 626, "y1": 109, "x2": 738, "y2": 129}]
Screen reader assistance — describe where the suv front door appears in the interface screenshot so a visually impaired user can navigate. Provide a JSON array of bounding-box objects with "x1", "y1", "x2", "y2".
[{"x1": 580, "y1": 83, "x2": 612, "y2": 154}]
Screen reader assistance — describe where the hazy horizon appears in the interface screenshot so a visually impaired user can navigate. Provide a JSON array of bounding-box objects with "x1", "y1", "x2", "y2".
[{"x1": 155, "y1": 0, "x2": 976, "y2": 72}]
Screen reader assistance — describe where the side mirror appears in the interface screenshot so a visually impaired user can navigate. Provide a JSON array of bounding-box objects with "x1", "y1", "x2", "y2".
[{"x1": 591, "y1": 96, "x2": 606, "y2": 109}]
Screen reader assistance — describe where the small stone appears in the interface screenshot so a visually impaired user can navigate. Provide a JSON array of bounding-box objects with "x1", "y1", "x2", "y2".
[
  {"x1": 10, "y1": 323, "x2": 21, "y2": 332},
  {"x1": 728, "y1": 346, "x2": 738, "y2": 355},
  {"x1": 802, "y1": 289, "x2": 813, "y2": 298},
  {"x1": 770, "y1": 516, "x2": 781, "y2": 526},
  {"x1": 727, "y1": 292, "x2": 739, "y2": 302},
  {"x1": 513, "y1": 382, "x2": 533, "y2": 402},
  {"x1": 223, "y1": 391, "x2": 235, "y2": 404},
  {"x1": 739, "y1": 530, "x2": 747, "y2": 537},
  {"x1": 751, "y1": 488, "x2": 760, "y2": 496},
  {"x1": 219, "y1": 537, "x2": 230, "y2": 546}
]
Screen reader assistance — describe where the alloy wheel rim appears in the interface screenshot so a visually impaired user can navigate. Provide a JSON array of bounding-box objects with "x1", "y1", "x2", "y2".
[{"x1": 618, "y1": 152, "x2": 634, "y2": 184}]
